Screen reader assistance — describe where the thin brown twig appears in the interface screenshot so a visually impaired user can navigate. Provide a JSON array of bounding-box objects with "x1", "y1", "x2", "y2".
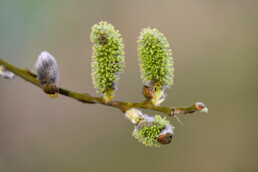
[{"x1": 0, "y1": 58, "x2": 208, "y2": 116}]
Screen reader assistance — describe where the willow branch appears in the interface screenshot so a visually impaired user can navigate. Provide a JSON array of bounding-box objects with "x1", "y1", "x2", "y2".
[{"x1": 0, "y1": 58, "x2": 207, "y2": 116}]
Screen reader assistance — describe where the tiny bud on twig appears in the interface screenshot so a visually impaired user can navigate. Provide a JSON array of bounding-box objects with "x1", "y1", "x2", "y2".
[
  {"x1": 142, "y1": 85, "x2": 154, "y2": 100},
  {"x1": 170, "y1": 102, "x2": 208, "y2": 116},
  {"x1": 0, "y1": 65, "x2": 16, "y2": 79},
  {"x1": 195, "y1": 102, "x2": 208, "y2": 113}
]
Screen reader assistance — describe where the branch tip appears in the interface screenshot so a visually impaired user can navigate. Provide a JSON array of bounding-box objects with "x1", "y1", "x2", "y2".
[{"x1": 195, "y1": 102, "x2": 208, "y2": 113}]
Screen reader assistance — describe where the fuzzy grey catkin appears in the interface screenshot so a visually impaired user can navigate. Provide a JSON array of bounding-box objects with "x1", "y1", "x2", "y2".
[
  {"x1": 35, "y1": 51, "x2": 58, "y2": 97},
  {"x1": 35, "y1": 51, "x2": 58, "y2": 86}
]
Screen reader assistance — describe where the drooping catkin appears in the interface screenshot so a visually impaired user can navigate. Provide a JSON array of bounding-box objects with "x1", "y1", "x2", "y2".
[{"x1": 125, "y1": 108, "x2": 174, "y2": 147}]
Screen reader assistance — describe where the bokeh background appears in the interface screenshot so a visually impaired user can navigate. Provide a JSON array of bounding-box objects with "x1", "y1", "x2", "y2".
[{"x1": 0, "y1": 0, "x2": 257, "y2": 172}]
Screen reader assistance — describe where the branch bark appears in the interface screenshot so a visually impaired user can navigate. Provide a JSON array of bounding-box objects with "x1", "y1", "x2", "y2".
[{"x1": 0, "y1": 58, "x2": 207, "y2": 116}]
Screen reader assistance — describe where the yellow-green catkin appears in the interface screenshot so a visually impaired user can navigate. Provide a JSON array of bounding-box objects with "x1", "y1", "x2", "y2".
[
  {"x1": 138, "y1": 28, "x2": 174, "y2": 105},
  {"x1": 125, "y1": 109, "x2": 174, "y2": 147},
  {"x1": 91, "y1": 21, "x2": 125, "y2": 102}
]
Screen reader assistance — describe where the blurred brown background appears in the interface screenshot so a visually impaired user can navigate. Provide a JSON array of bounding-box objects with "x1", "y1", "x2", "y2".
[{"x1": 0, "y1": 0, "x2": 257, "y2": 172}]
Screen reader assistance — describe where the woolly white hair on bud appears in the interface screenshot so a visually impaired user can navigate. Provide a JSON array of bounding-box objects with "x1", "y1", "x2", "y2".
[
  {"x1": 142, "y1": 114, "x2": 154, "y2": 122},
  {"x1": 35, "y1": 51, "x2": 58, "y2": 86},
  {"x1": 158, "y1": 123, "x2": 174, "y2": 136},
  {"x1": 201, "y1": 107, "x2": 208, "y2": 113},
  {"x1": 0, "y1": 65, "x2": 16, "y2": 79}
]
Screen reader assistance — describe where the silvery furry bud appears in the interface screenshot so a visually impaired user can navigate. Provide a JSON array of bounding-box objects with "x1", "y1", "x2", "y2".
[
  {"x1": 0, "y1": 65, "x2": 16, "y2": 79},
  {"x1": 35, "y1": 51, "x2": 58, "y2": 97}
]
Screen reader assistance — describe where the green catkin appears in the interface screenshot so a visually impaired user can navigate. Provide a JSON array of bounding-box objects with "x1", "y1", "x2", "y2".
[
  {"x1": 138, "y1": 28, "x2": 174, "y2": 105},
  {"x1": 91, "y1": 21, "x2": 125, "y2": 102},
  {"x1": 125, "y1": 109, "x2": 174, "y2": 147},
  {"x1": 132, "y1": 115, "x2": 172, "y2": 147}
]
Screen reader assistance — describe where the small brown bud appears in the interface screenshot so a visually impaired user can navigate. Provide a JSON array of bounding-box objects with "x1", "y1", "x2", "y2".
[
  {"x1": 43, "y1": 83, "x2": 58, "y2": 98},
  {"x1": 195, "y1": 102, "x2": 208, "y2": 113},
  {"x1": 157, "y1": 132, "x2": 172, "y2": 144},
  {"x1": 142, "y1": 85, "x2": 154, "y2": 99}
]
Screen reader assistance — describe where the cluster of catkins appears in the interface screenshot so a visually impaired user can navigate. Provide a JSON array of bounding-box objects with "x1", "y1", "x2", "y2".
[
  {"x1": 90, "y1": 22, "x2": 174, "y2": 105},
  {"x1": 2, "y1": 21, "x2": 175, "y2": 147},
  {"x1": 90, "y1": 22, "x2": 175, "y2": 147}
]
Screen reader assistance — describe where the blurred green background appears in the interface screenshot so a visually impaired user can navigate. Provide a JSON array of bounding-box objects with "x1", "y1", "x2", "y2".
[{"x1": 0, "y1": 0, "x2": 257, "y2": 172}]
